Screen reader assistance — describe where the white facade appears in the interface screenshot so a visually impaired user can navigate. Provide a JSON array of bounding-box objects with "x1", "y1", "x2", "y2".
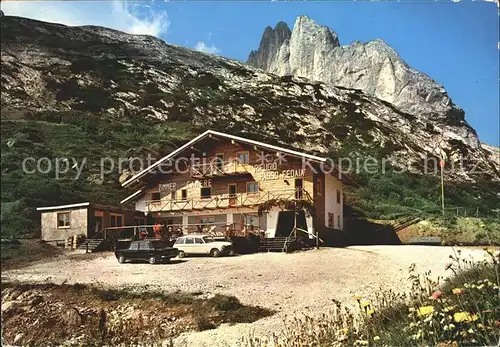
[{"x1": 324, "y1": 174, "x2": 343, "y2": 230}]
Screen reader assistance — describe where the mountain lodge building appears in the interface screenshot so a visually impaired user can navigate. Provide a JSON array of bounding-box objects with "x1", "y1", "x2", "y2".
[{"x1": 120, "y1": 130, "x2": 345, "y2": 242}]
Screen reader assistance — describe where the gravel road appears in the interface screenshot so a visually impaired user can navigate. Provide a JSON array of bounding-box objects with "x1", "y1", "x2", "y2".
[{"x1": 2, "y1": 246, "x2": 488, "y2": 346}]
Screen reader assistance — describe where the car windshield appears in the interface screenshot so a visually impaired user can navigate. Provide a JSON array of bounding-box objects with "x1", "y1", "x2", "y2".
[
  {"x1": 202, "y1": 237, "x2": 215, "y2": 243},
  {"x1": 151, "y1": 241, "x2": 169, "y2": 249}
]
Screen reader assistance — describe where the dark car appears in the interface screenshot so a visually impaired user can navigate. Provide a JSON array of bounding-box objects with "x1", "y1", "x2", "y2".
[{"x1": 115, "y1": 240, "x2": 178, "y2": 264}]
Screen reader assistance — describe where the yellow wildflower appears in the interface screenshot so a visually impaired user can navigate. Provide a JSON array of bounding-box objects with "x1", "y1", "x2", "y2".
[
  {"x1": 452, "y1": 288, "x2": 464, "y2": 295},
  {"x1": 485, "y1": 247, "x2": 496, "y2": 255},
  {"x1": 355, "y1": 340, "x2": 369, "y2": 346},
  {"x1": 342, "y1": 327, "x2": 349, "y2": 335},
  {"x1": 360, "y1": 300, "x2": 371, "y2": 308},
  {"x1": 453, "y1": 312, "x2": 479, "y2": 323},
  {"x1": 477, "y1": 323, "x2": 484, "y2": 329},
  {"x1": 373, "y1": 336, "x2": 380, "y2": 341},
  {"x1": 354, "y1": 295, "x2": 362, "y2": 302},
  {"x1": 417, "y1": 306, "x2": 434, "y2": 317},
  {"x1": 367, "y1": 309, "x2": 375, "y2": 316},
  {"x1": 443, "y1": 305, "x2": 456, "y2": 312}
]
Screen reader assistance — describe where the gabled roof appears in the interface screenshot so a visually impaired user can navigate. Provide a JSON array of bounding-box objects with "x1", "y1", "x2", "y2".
[
  {"x1": 37, "y1": 202, "x2": 91, "y2": 211},
  {"x1": 120, "y1": 189, "x2": 143, "y2": 204},
  {"x1": 121, "y1": 130, "x2": 329, "y2": 188},
  {"x1": 37, "y1": 202, "x2": 137, "y2": 212}
]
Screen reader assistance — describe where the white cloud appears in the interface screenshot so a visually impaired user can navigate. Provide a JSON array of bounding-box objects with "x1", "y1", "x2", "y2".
[
  {"x1": 194, "y1": 41, "x2": 220, "y2": 55},
  {"x1": 0, "y1": 0, "x2": 169, "y2": 37}
]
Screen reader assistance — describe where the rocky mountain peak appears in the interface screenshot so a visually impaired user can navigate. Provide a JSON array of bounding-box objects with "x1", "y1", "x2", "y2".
[
  {"x1": 293, "y1": 15, "x2": 340, "y2": 48},
  {"x1": 247, "y1": 16, "x2": 473, "y2": 147},
  {"x1": 247, "y1": 21, "x2": 291, "y2": 71}
]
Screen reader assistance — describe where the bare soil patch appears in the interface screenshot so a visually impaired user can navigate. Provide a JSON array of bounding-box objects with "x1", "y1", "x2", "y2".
[{"x1": 1, "y1": 239, "x2": 63, "y2": 270}]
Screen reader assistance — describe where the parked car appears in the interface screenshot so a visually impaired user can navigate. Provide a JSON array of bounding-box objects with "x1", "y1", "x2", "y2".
[
  {"x1": 114, "y1": 240, "x2": 178, "y2": 264},
  {"x1": 174, "y1": 234, "x2": 234, "y2": 258}
]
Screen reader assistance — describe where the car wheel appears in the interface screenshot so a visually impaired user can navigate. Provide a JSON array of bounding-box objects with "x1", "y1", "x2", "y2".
[
  {"x1": 178, "y1": 251, "x2": 186, "y2": 258},
  {"x1": 149, "y1": 256, "x2": 157, "y2": 264},
  {"x1": 118, "y1": 255, "x2": 126, "y2": 264},
  {"x1": 210, "y1": 248, "x2": 221, "y2": 258}
]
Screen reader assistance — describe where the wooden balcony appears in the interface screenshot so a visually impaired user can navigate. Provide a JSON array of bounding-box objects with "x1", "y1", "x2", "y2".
[
  {"x1": 146, "y1": 188, "x2": 312, "y2": 213},
  {"x1": 189, "y1": 160, "x2": 254, "y2": 178}
]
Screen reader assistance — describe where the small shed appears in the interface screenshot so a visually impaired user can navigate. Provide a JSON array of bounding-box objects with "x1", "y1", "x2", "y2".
[{"x1": 36, "y1": 202, "x2": 144, "y2": 246}]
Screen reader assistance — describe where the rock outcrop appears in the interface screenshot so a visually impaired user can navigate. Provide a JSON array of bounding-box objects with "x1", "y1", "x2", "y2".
[
  {"x1": 1, "y1": 15, "x2": 498, "y2": 183},
  {"x1": 248, "y1": 16, "x2": 479, "y2": 149},
  {"x1": 247, "y1": 21, "x2": 291, "y2": 72}
]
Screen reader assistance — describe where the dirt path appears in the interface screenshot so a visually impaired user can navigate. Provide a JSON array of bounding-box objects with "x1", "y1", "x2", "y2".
[{"x1": 2, "y1": 246, "x2": 488, "y2": 346}]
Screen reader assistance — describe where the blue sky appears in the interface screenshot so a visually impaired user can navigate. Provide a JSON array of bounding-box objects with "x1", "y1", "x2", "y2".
[{"x1": 2, "y1": 1, "x2": 499, "y2": 146}]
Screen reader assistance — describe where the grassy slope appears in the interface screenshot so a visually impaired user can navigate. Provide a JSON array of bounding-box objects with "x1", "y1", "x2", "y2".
[
  {"x1": 1, "y1": 111, "x2": 499, "y2": 244},
  {"x1": 1, "y1": 112, "x2": 195, "y2": 238}
]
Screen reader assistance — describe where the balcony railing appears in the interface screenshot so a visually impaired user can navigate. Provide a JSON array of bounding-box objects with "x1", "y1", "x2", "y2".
[
  {"x1": 189, "y1": 160, "x2": 254, "y2": 178},
  {"x1": 146, "y1": 188, "x2": 312, "y2": 213}
]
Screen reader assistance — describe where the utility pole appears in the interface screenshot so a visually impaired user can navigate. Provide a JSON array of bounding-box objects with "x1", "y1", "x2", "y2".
[
  {"x1": 440, "y1": 155, "x2": 445, "y2": 216},
  {"x1": 433, "y1": 131, "x2": 446, "y2": 217}
]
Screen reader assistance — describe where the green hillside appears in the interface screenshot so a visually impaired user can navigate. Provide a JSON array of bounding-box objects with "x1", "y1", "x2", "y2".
[{"x1": 2, "y1": 110, "x2": 499, "y2": 240}]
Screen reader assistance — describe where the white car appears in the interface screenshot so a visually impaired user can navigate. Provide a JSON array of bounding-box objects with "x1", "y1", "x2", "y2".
[{"x1": 174, "y1": 234, "x2": 234, "y2": 258}]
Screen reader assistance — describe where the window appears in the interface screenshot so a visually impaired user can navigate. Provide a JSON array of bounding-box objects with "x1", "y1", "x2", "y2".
[
  {"x1": 200, "y1": 216, "x2": 216, "y2": 225},
  {"x1": 201, "y1": 187, "x2": 211, "y2": 199},
  {"x1": 185, "y1": 237, "x2": 194, "y2": 244},
  {"x1": 110, "y1": 214, "x2": 123, "y2": 227},
  {"x1": 151, "y1": 192, "x2": 161, "y2": 201},
  {"x1": 139, "y1": 241, "x2": 151, "y2": 250},
  {"x1": 228, "y1": 184, "x2": 237, "y2": 197},
  {"x1": 195, "y1": 237, "x2": 204, "y2": 244},
  {"x1": 215, "y1": 153, "x2": 224, "y2": 171},
  {"x1": 171, "y1": 191, "x2": 177, "y2": 200},
  {"x1": 337, "y1": 190, "x2": 341, "y2": 204},
  {"x1": 337, "y1": 215, "x2": 341, "y2": 229},
  {"x1": 328, "y1": 213, "x2": 334, "y2": 228},
  {"x1": 57, "y1": 212, "x2": 71, "y2": 228},
  {"x1": 175, "y1": 238, "x2": 185, "y2": 245},
  {"x1": 129, "y1": 242, "x2": 139, "y2": 250},
  {"x1": 295, "y1": 179, "x2": 303, "y2": 199},
  {"x1": 237, "y1": 151, "x2": 249, "y2": 164},
  {"x1": 244, "y1": 214, "x2": 259, "y2": 230},
  {"x1": 246, "y1": 182, "x2": 259, "y2": 194},
  {"x1": 316, "y1": 178, "x2": 322, "y2": 196},
  {"x1": 203, "y1": 236, "x2": 215, "y2": 243},
  {"x1": 181, "y1": 189, "x2": 188, "y2": 200}
]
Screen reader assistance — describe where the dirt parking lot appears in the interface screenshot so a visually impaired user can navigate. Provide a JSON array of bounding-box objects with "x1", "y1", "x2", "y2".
[{"x1": 2, "y1": 245, "x2": 488, "y2": 346}]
